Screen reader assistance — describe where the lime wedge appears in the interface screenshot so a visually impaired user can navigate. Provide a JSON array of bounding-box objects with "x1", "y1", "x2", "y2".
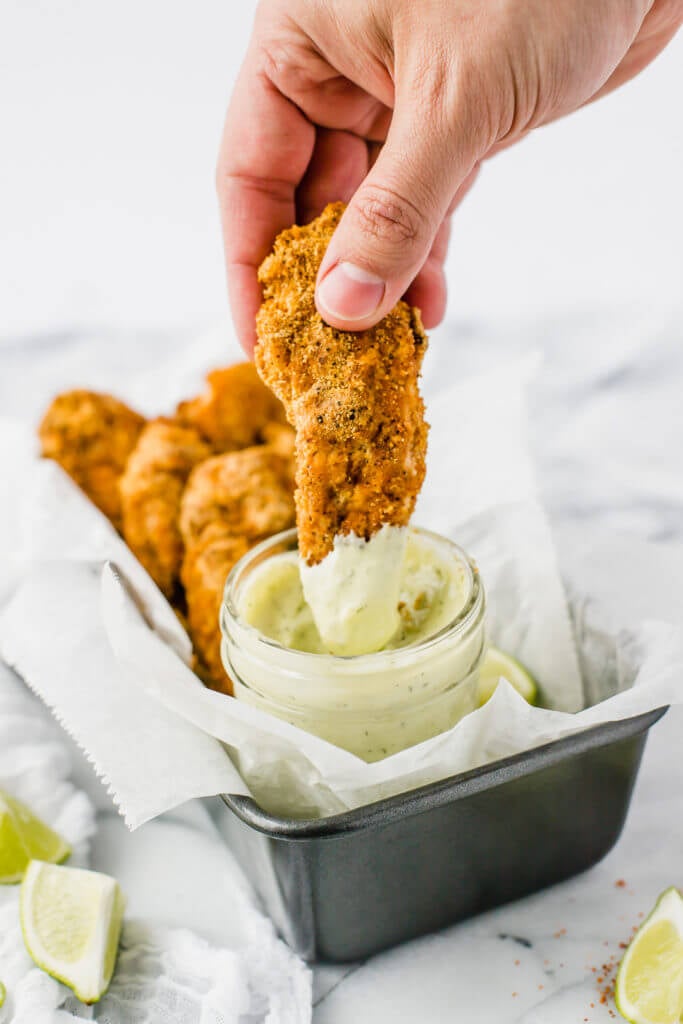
[
  {"x1": 478, "y1": 647, "x2": 538, "y2": 706},
  {"x1": 0, "y1": 791, "x2": 71, "y2": 884},
  {"x1": 20, "y1": 861, "x2": 125, "y2": 1004},
  {"x1": 0, "y1": 980, "x2": 5, "y2": 1008},
  {"x1": 615, "y1": 887, "x2": 683, "y2": 1024}
]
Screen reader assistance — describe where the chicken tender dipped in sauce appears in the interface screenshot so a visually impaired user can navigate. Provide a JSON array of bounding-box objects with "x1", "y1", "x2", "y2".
[{"x1": 255, "y1": 203, "x2": 429, "y2": 654}]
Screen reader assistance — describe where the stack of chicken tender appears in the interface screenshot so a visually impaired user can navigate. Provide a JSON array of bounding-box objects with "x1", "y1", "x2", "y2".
[{"x1": 38, "y1": 364, "x2": 295, "y2": 691}]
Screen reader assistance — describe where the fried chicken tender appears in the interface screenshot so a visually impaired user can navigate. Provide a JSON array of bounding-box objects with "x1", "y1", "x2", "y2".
[
  {"x1": 179, "y1": 448, "x2": 296, "y2": 690},
  {"x1": 261, "y1": 420, "x2": 295, "y2": 460},
  {"x1": 261, "y1": 421, "x2": 296, "y2": 488},
  {"x1": 182, "y1": 535, "x2": 251, "y2": 690},
  {"x1": 255, "y1": 202, "x2": 429, "y2": 566},
  {"x1": 119, "y1": 419, "x2": 212, "y2": 599},
  {"x1": 176, "y1": 362, "x2": 288, "y2": 451},
  {"x1": 38, "y1": 390, "x2": 145, "y2": 530},
  {"x1": 180, "y1": 447, "x2": 295, "y2": 549}
]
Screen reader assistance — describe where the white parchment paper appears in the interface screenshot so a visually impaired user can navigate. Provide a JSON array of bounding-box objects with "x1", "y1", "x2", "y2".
[{"x1": 1, "y1": 363, "x2": 682, "y2": 826}]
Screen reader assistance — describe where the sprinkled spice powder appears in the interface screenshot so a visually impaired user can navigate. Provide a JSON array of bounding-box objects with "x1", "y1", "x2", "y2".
[{"x1": 505, "y1": 887, "x2": 644, "y2": 1018}]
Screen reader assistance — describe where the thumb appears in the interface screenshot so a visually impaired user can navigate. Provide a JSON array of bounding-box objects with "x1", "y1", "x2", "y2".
[{"x1": 315, "y1": 101, "x2": 477, "y2": 330}]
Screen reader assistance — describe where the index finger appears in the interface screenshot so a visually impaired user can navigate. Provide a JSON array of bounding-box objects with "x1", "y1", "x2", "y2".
[{"x1": 217, "y1": 43, "x2": 315, "y2": 352}]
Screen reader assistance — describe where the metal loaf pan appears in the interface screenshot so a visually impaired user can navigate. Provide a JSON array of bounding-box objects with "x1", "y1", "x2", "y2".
[{"x1": 215, "y1": 707, "x2": 667, "y2": 962}]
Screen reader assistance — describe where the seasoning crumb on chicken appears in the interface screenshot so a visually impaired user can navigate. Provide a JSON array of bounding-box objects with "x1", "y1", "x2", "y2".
[
  {"x1": 38, "y1": 389, "x2": 145, "y2": 531},
  {"x1": 255, "y1": 202, "x2": 428, "y2": 566},
  {"x1": 179, "y1": 447, "x2": 295, "y2": 689},
  {"x1": 119, "y1": 419, "x2": 212, "y2": 599}
]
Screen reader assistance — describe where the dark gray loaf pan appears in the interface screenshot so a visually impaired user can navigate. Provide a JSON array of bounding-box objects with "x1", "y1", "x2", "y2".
[{"x1": 214, "y1": 707, "x2": 667, "y2": 962}]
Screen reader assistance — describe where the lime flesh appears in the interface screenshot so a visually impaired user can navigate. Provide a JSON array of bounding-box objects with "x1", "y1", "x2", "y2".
[
  {"x1": 20, "y1": 860, "x2": 125, "y2": 1004},
  {"x1": 0, "y1": 791, "x2": 71, "y2": 884},
  {"x1": 477, "y1": 647, "x2": 538, "y2": 706},
  {"x1": 615, "y1": 887, "x2": 683, "y2": 1024}
]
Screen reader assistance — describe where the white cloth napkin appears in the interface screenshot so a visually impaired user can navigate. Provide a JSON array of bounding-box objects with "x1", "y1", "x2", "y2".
[{"x1": 0, "y1": 662, "x2": 311, "y2": 1024}]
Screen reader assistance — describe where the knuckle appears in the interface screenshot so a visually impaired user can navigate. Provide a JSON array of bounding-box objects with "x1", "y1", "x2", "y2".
[
  {"x1": 215, "y1": 168, "x2": 293, "y2": 215},
  {"x1": 411, "y1": 43, "x2": 453, "y2": 109},
  {"x1": 258, "y1": 32, "x2": 317, "y2": 99},
  {"x1": 260, "y1": 39, "x2": 296, "y2": 85},
  {"x1": 352, "y1": 186, "x2": 426, "y2": 250}
]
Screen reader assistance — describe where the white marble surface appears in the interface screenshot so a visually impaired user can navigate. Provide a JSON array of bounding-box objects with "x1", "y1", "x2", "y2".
[{"x1": 1, "y1": 307, "x2": 682, "y2": 1023}]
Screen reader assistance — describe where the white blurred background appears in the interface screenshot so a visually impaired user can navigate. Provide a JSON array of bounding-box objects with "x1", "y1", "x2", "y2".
[{"x1": 1, "y1": 0, "x2": 681, "y2": 340}]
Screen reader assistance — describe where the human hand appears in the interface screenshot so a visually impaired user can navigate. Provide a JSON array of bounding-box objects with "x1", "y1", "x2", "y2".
[{"x1": 217, "y1": 0, "x2": 681, "y2": 351}]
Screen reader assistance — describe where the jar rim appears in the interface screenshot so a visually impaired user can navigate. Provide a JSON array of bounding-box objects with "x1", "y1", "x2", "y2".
[{"x1": 220, "y1": 526, "x2": 483, "y2": 668}]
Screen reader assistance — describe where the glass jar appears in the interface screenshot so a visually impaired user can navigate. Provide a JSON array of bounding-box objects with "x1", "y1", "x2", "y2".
[{"x1": 220, "y1": 527, "x2": 486, "y2": 762}]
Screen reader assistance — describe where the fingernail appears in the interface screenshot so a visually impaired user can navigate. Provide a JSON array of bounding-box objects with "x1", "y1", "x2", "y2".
[{"x1": 317, "y1": 262, "x2": 385, "y2": 322}]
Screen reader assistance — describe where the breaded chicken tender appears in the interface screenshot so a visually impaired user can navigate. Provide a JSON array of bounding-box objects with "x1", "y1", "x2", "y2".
[
  {"x1": 119, "y1": 419, "x2": 212, "y2": 599},
  {"x1": 261, "y1": 421, "x2": 296, "y2": 487},
  {"x1": 180, "y1": 447, "x2": 295, "y2": 550},
  {"x1": 179, "y1": 447, "x2": 296, "y2": 690},
  {"x1": 176, "y1": 362, "x2": 288, "y2": 451},
  {"x1": 255, "y1": 203, "x2": 428, "y2": 566},
  {"x1": 182, "y1": 535, "x2": 251, "y2": 689},
  {"x1": 39, "y1": 390, "x2": 145, "y2": 530}
]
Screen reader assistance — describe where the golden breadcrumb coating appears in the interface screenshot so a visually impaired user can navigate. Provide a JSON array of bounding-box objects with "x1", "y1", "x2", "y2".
[
  {"x1": 179, "y1": 447, "x2": 296, "y2": 688},
  {"x1": 255, "y1": 202, "x2": 428, "y2": 566},
  {"x1": 261, "y1": 420, "x2": 296, "y2": 461},
  {"x1": 119, "y1": 419, "x2": 212, "y2": 599},
  {"x1": 182, "y1": 536, "x2": 251, "y2": 694},
  {"x1": 180, "y1": 447, "x2": 295, "y2": 550},
  {"x1": 261, "y1": 420, "x2": 296, "y2": 489},
  {"x1": 38, "y1": 390, "x2": 145, "y2": 530},
  {"x1": 176, "y1": 362, "x2": 288, "y2": 451}
]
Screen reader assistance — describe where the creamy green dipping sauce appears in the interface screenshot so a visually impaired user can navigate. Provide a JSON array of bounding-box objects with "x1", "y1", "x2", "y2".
[{"x1": 237, "y1": 530, "x2": 469, "y2": 655}]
